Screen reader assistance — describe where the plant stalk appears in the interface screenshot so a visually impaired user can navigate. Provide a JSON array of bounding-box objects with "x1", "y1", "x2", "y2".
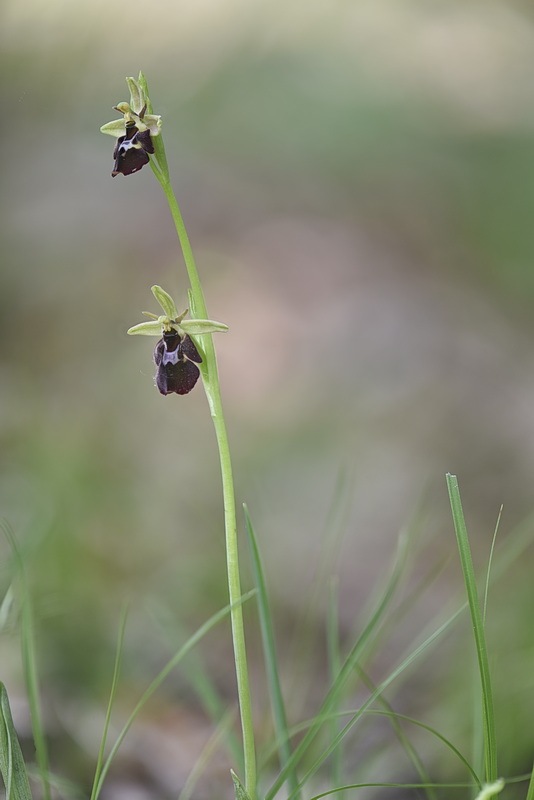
[{"x1": 150, "y1": 157, "x2": 257, "y2": 798}]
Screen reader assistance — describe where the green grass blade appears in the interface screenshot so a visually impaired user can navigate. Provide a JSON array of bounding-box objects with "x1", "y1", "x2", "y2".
[
  {"x1": 178, "y1": 709, "x2": 236, "y2": 800},
  {"x1": 89, "y1": 605, "x2": 129, "y2": 800},
  {"x1": 357, "y1": 670, "x2": 437, "y2": 800},
  {"x1": 483, "y1": 506, "x2": 502, "y2": 626},
  {"x1": 284, "y1": 467, "x2": 356, "y2": 720},
  {"x1": 0, "y1": 585, "x2": 15, "y2": 632},
  {"x1": 365, "y1": 709, "x2": 481, "y2": 786},
  {"x1": 0, "y1": 682, "x2": 33, "y2": 800},
  {"x1": 20, "y1": 593, "x2": 50, "y2": 800},
  {"x1": 286, "y1": 604, "x2": 467, "y2": 799},
  {"x1": 306, "y1": 781, "x2": 478, "y2": 799},
  {"x1": 264, "y1": 706, "x2": 480, "y2": 788},
  {"x1": 265, "y1": 531, "x2": 410, "y2": 800},
  {"x1": 2, "y1": 522, "x2": 50, "y2": 800},
  {"x1": 243, "y1": 504, "x2": 300, "y2": 800},
  {"x1": 150, "y1": 602, "x2": 243, "y2": 769},
  {"x1": 526, "y1": 762, "x2": 534, "y2": 800},
  {"x1": 92, "y1": 589, "x2": 256, "y2": 799},
  {"x1": 326, "y1": 580, "x2": 343, "y2": 799},
  {"x1": 446, "y1": 474, "x2": 497, "y2": 782}
]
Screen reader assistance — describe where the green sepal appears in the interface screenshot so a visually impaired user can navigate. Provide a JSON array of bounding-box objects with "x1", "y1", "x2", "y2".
[
  {"x1": 231, "y1": 770, "x2": 252, "y2": 800},
  {"x1": 126, "y1": 76, "x2": 143, "y2": 115},
  {"x1": 151, "y1": 285, "x2": 178, "y2": 319},
  {"x1": 0, "y1": 682, "x2": 33, "y2": 799},
  {"x1": 137, "y1": 72, "x2": 153, "y2": 115},
  {"x1": 101, "y1": 75, "x2": 162, "y2": 139},
  {"x1": 128, "y1": 286, "x2": 228, "y2": 339},
  {"x1": 127, "y1": 321, "x2": 163, "y2": 336},
  {"x1": 180, "y1": 319, "x2": 228, "y2": 335},
  {"x1": 100, "y1": 118, "x2": 128, "y2": 138}
]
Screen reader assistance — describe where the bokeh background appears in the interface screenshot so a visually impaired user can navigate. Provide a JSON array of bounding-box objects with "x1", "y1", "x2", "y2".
[{"x1": 2, "y1": 0, "x2": 534, "y2": 797}]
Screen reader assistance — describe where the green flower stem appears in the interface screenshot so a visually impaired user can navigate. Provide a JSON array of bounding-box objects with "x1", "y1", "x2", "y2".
[{"x1": 149, "y1": 139, "x2": 257, "y2": 799}]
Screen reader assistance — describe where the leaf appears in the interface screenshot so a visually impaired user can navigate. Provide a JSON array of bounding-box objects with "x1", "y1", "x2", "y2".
[
  {"x1": 0, "y1": 682, "x2": 33, "y2": 799},
  {"x1": 243, "y1": 505, "x2": 300, "y2": 798},
  {"x1": 231, "y1": 770, "x2": 252, "y2": 800}
]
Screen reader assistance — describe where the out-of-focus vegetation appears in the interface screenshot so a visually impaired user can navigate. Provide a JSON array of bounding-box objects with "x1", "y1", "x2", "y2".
[{"x1": 2, "y1": 1, "x2": 534, "y2": 797}]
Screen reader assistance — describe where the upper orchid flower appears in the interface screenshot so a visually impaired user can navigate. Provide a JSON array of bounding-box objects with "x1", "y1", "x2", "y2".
[{"x1": 100, "y1": 73, "x2": 162, "y2": 177}]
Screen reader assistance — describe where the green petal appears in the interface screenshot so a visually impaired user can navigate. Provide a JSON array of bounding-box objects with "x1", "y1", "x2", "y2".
[
  {"x1": 126, "y1": 76, "x2": 144, "y2": 115},
  {"x1": 180, "y1": 319, "x2": 229, "y2": 335},
  {"x1": 127, "y1": 321, "x2": 163, "y2": 336},
  {"x1": 144, "y1": 114, "x2": 162, "y2": 136},
  {"x1": 100, "y1": 118, "x2": 127, "y2": 137},
  {"x1": 151, "y1": 285, "x2": 178, "y2": 319}
]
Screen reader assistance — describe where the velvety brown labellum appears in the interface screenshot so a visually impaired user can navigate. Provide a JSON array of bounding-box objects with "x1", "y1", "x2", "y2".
[
  {"x1": 112, "y1": 122, "x2": 154, "y2": 177},
  {"x1": 153, "y1": 330, "x2": 202, "y2": 395}
]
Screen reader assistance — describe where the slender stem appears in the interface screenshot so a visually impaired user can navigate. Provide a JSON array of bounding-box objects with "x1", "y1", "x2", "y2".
[
  {"x1": 446, "y1": 474, "x2": 497, "y2": 783},
  {"x1": 150, "y1": 160, "x2": 257, "y2": 798}
]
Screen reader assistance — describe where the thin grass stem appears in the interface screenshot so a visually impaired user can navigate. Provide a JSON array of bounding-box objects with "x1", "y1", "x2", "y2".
[
  {"x1": 90, "y1": 605, "x2": 129, "y2": 800},
  {"x1": 244, "y1": 504, "x2": 301, "y2": 799},
  {"x1": 446, "y1": 474, "x2": 497, "y2": 783},
  {"x1": 326, "y1": 580, "x2": 343, "y2": 799},
  {"x1": 92, "y1": 590, "x2": 255, "y2": 799}
]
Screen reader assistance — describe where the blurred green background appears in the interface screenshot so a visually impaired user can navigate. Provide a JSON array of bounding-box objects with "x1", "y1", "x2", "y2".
[{"x1": 2, "y1": 0, "x2": 534, "y2": 797}]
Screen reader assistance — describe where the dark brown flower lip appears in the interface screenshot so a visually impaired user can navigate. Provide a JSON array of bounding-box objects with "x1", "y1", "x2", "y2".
[{"x1": 153, "y1": 332, "x2": 202, "y2": 395}]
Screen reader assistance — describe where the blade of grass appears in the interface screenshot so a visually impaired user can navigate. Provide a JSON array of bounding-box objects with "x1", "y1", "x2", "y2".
[
  {"x1": 286, "y1": 466, "x2": 354, "y2": 711},
  {"x1": 92, "y1": 589, "x2": 256, "y2": 800},
  {"x1": 326, "y1": 579, "x2": 343, "y2": 799},
  {"x1": 25, "y1": 765, "x2": 84, "y2": 799},
  {"x1": 285, "y1": 604, "x2": 468, "y2": 799},
  {"x1": 89, "y1": 605, "x2": 129, "y2": 800},
  {"x1": 0, "y1": 585, "x2": 15, "y2": 631},
  {"x1": 2, "y1": 522, "x2": 50, "y2": 800},
  {"x1": 243, "y1": 504, "x2": 301, "y2": 800},
  {"x1": 178, "y1": 709, "x2": 236, "y2": 800},
  {"x1": 357, "y1": 668, "x2": 437, "y2": 800},
  {"x1": 446, "y1": 474, "x2": 497, "y2": 783},
  {"x1": 365, "y1": 709, "x2": 481, "y2": 786},
  {"x1": 0, "y1": 682, "x2": 33, "y2": 800},
  {"x1": 265, "y1": 530, "x2": 411, "y2": 800},
  {"x1": 488, "y1": 509, "x2": 534, "y2": 581},
  {"x1": 306, "y1": 780, "x2": 477, "y2": 799},
  {"x1": 483, "y1": 506, "x2": 502, "y2": 626},
  {"x1": 473, "y1": 505, "x2": 501, "y2": 781},
  {"x1": 264, "y1": 707, "x2": 480, "y2": 787},
  {"x1": 526, "y1": 762, "x2": 534, "y2": 800},
  {"x1": 20, "y1": 584, "x2": 50, "y2": 800},
  {"x1": 149, "y1": 602, "x2": 243, "y2": 770}
]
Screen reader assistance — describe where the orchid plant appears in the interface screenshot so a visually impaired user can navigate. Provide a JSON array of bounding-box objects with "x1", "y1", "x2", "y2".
[{"x1": 101, "y1": 73, "x2": 256, "y2": 799}]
